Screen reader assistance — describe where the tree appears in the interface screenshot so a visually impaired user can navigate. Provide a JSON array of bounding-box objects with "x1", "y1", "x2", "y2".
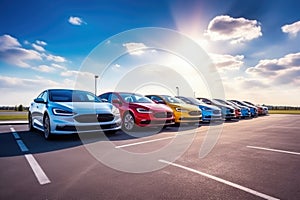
[{"x1": 18, "y1": 104, "x2": 24, "y2": 112}]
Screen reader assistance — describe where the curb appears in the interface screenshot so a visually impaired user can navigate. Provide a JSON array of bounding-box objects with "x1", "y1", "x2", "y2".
[{"x1": 0, "y1": 121, "x2": 28, "y2": 125}]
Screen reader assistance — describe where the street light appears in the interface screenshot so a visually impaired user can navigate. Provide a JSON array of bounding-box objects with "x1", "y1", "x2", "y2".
[
  {"x1": 176, "y1": 86, "x2": 179, "y2": 96},
  {"x1": 94, "y1": 75, "x2": 99, "y2": 96}
]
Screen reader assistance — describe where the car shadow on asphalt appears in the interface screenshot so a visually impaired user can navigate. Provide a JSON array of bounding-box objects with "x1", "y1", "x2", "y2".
[{"x1": 0, "y1": 121, "x2": 225, "y2": 157}]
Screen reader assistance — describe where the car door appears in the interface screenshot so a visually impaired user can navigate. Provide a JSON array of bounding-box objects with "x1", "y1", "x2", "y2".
[{"x1": 34, "y1": 91, "x2": 48, "y2": 128}]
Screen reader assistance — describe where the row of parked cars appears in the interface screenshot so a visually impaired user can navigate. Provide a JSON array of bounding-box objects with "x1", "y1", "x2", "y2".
[{"x1": 28, "y1": 89, "x2": 268, "y2": 139}]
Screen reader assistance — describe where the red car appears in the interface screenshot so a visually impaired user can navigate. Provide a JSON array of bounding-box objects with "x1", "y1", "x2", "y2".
[{"x1": 99, "y1": 92, "x2": 175, "y2": 131}]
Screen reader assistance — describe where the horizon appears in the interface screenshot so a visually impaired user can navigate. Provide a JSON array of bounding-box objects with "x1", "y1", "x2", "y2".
[{"x1": 0, "y1": 0, "x2": 299, "y2": 106}]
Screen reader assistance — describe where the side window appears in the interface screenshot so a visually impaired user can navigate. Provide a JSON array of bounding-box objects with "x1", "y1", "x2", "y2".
[
  {"x1": 111, "y1": 94, "x2": 120, "y2": 102},
  {"x1": 37, "y1": 91, "x2": 47, "y2": 102},
  {"x1": 100, "y1": 93, "x2": 109, "y2": 101},
  {"x1": 150, "y1": 95, "x2": 164, "y2": 103}
]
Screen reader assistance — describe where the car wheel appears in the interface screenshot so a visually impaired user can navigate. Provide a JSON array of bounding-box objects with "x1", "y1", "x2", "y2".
[
  {"x1": 123, "y1": 112, "x2": 135, "y2": 131},
  {"x1": 28, "y1": 112, "x2": 34, "y2": 131},
  {"x1": 43, "y1": 114, "x2": 52, "y2": 140}
]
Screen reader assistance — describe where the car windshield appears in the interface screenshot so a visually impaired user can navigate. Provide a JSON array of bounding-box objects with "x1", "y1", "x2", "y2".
[
  {"x1": 161, "y1": 95, "x2": 185, "y2": 104},
  {"x1": 49, "y1": 90, "x2": 101, "y2": 102},
  {"x1": 210, "y1": 99, "x2": 224, "y2": 106},
  {"x1": 119, "y1": 93, "x2": 153, "y2": 103},
  {"x1": 186, "y1": 97, "x2": 203, "y2": 105}
]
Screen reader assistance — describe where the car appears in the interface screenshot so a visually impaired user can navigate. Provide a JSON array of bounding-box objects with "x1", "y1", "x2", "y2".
[
  {"x1": 99, "y1": 92, "x2": 175, "y2": 131},
  {"x1": 243, "y1": 101, "x2": 267, "y2": 115},
  {"x1": 145, "y1": 95, "x2": 202, "y2": 125},
  {"x1": 176, "y1": 96, "x2": 222, "y2": 122},
  {"x1": 225, "y1": 100, "x2": 251, "y2": 118},
  {"x1": 28, "y1": 89, "x2": 122, "y2": 139},
  {"x1": 229, "y1": 100, "x2": 258, "y2": 117},
  {"x1": 262, "y1": 106, "x2": 269, "y2": 115},
  {"x1": 197, "y1": 97, "x2": 235, "y2": 120},
  {"x1": 213, "y1": 99, "x2": 242, "y2": 119}
]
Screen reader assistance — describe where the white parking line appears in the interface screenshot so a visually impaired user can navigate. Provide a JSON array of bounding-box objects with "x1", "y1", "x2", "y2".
[
  {"x1": 10, "y1": 127, "x2": 20, "y2": 139},
  {"x1": 247, "y1": 146, "x2": 300, "y2": 156},
  {"x1": 16, "y1": 140, "x2": 29, "y2": 152},
  {"x1": 115, "y1": 131, "x2": 197, "y2": 149},
  {"x1": 25, "y1": 154, "x2": 51, "y2": 185},
  {"x1": 10, "y1": 126, "x2": 51, "y2": 185},
  {"x1": 115, "y1": 136, "x2": 174, "y2": 148},
  {"x1": 159, "y1": 159, "x2": 280, "y2": 200}
]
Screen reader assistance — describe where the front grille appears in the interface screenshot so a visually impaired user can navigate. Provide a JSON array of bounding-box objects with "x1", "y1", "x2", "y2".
[
  {"x1": 189, "y1": 111, "x2": 201, "y2": 116},
  {"x1": 154, "y1": 112, "x2": 173, "y2": 118},
  {"x1": 74, "y1": 114, "x2": 114, "y2": 123},
  {"x1": 213, "y1": 110, "x2": 220, "y2": 114},
  {"x1": 97, "y1": 114, "x2": 114, "y2": 122}
]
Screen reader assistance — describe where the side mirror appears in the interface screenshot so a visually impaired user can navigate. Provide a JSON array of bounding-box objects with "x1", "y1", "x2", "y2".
[
  {"x1": 112, "y1": 99, "x2": 122, "y2": 106},
  {"x1": 34, "y1": 98, "x2": 46, "y2": 103}
]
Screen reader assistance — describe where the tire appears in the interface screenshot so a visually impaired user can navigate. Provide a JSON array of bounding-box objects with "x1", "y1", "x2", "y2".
[
  {"x1": 43, "y1": 114, "x2": 53, "y2": 140},
  {"x1": 122, "y1": 112, "x2": 135, "y2": 132},
  {"x1": 28, "y1": 112, "x2": 34, "y2": 131}
]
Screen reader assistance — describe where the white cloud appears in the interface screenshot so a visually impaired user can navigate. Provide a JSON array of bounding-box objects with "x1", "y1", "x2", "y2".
[
  {"x1": 43, "y1": 53, "x2": 66, "y2": 63},
  {"x1": 51, "y1": 63, "x2": 67, "y2": 70},
  {"x1": 68, "y1": 16, "x2": 86, "y2": 26},
  {"x1": 281, "y1": 21, "x2": 300, "y2": 37},
  {"x1": 0, "y1": 34, "x2": 42, "y2": 67},
  {"x1": 36, "y1": 40, "x2": 47, "y2": 46},
  {"x1": 60, "y1": 70, "x2": 94, "y2": 77},
  {"x1": 32, "y1": 65, "x2": 56, "y2": 73},
  {"x1": 210, "y1": 53, "x2": 244, "y2": 70},
  {"x1": 205, "y1": 15, "x2": 262, "y2": 43},
  {"x1": 246, "y1": 52, "x2": 300, "y2": 86},
  {"x1": 32, "y1": 43, "x2": 45, "y2": 52},
  {"x1": 122, "y1": 42, "x2": 147, "y2": 55},
  {"x1": 0, "y1": 75, "x2": 76, "y2": 106}
]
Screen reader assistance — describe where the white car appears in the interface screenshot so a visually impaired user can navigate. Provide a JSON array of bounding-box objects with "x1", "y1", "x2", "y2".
[{"x1": 28, "y1": 89, "x2": 122, "y2": 139}]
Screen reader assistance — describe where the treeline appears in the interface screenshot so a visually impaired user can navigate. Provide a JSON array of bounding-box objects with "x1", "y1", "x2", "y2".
[
  {"x1": 263, "y1": 105, "x2": 300, "y2": 110},
  {"x1": 0, "y1": 105, "x2": 29, "y2": 111}
]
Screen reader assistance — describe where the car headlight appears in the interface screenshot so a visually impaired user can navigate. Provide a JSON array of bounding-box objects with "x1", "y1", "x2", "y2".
[
  {"x1": 136, "y1": 108, "x2": 152, "y2": 113},
  {"x1": 175, "y1": 107, "x2": 188, "y2": 112},
  {"x1": 112, "y1": 105, "x2": 120, "y2": 116},
  {"x1": 52, "y1": 108, "x2": 74, "y2": 116}
]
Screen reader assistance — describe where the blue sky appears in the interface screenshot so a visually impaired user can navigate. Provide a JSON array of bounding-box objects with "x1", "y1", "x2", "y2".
[{"x1": 0, "y1": 0, "x2": 300, "y2": 106}]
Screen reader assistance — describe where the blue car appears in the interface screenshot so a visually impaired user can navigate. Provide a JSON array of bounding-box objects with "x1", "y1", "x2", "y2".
[
  {"x1": 28, "y1": 89, "x2": 122, "y2": 139},
  {"x1": 229, "y1": 100, "x2": 258, "y2": 117},
  {"x1": 227, "y1": 100, "x2": 251, "y2": 118},
  {"x1": 176, "y1": 96, "x2": 222, "y2": 122},
  {"x1": 215, "y1": 99, "x2": 250, "y2": 119},
  {"x1": 197, "y1": 97, "x2": 236, "y2": 120}
]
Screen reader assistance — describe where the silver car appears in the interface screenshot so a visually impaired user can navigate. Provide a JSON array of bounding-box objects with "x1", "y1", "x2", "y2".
[{"x1": 28, "y1": 89, "x2": 122, "y2": 139}]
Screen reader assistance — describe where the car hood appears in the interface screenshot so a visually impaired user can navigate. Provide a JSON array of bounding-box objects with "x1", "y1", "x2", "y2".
[
  {"x1": 198, "y1": 103, "x2": 220, "y2": 110},
  {"x1": 167, "y1": 103, "x2": 199, "y2": 111},
  {"x1": 51, "y1": 102, "x2": 114, "y2": 114},
  {"x1": 130, "y1": 103, "x2": 173, "y2": 112}
]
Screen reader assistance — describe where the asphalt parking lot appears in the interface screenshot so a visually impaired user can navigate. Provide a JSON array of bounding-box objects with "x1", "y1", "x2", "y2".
[{"x1": 0, "y1": 114, "x2": 299, "y2": 200}]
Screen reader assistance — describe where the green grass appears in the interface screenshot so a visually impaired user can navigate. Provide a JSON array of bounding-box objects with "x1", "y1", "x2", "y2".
[
  {"x1": 0, "y1": 114, "x2": 28, "y2": 121},
  {"x1": 269, "y1": 110, "x2": 300, "y2": 114}
]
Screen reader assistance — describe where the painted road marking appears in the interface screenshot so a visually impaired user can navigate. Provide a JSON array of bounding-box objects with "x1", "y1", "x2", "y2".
[
  {"x1": 16, "y1": 140, "x2": 29, "y2": 152},
  {"x1": 115, "y1": 136, "x2": 174, "y2": 148},
  {"x1": 25, "y1": 154, "x2": 51, "y2": 185},
  {"x1": 10, "y1": 127, "x2": 20, "y2": 139},
  {"x1": 10, "y1": 126, "x2": 51, "y2": 185},
  {"x1": 159, "y1": 159, "x2": 280, "y2": 200},
  {"x1": 247, "y1": 146, "x2": 300, "y2": 156},
  {"x1": 115, "y1": 131, "x2": 197, "y2": 149}
]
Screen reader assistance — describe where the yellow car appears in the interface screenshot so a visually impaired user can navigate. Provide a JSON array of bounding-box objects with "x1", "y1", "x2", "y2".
[{"x1": 146, "y1": 95, "x2": 202, "y2": 124}]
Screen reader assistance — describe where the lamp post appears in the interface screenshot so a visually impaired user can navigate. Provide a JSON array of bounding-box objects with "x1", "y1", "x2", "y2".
[
  {"x1": 94, "y1": 75, "x2": 99, "y2": 96},
  {"x1": 176, "y1": 86, "x2": 179, "y2": 96}
]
